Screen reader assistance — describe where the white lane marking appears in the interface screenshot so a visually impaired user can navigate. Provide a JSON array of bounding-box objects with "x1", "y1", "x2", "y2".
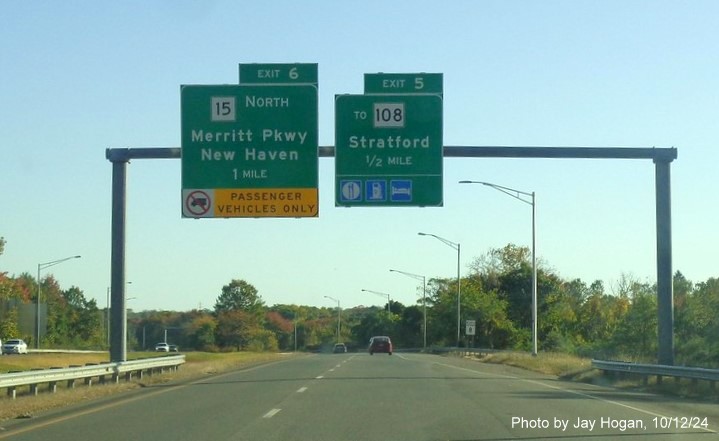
[
  {"x1": 329, "y1": 368, "x2": 335, "y2": 372},
  {"x1": 434, "y1": 361, "x2": 717, "y2": 434},
  {"x1": 316, "y1": 375, "x2": 324, "y2": 379},
  {"x1": 262, "y1": 408, "x2": 281, "y2": 419},
  {"x1": 336, "y1": 364, "x2": 342, "y2": 368},
  {"x1": 297, "y1": 387, "x2": 308, "y2": 393}
]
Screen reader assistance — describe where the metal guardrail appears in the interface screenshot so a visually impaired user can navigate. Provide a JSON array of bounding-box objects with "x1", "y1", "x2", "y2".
[
  {"x1": 0, "y1": 355, "x2": 185, "y2": 399},
  {"x1": 592, "y1": 359, "x2": 719, "y2": 385},
  {"x1": 437, "y1": 349, "x2": 719, "y2": 386}
]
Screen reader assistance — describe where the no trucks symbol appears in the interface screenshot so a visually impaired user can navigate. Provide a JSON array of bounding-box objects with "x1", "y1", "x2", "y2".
[{"x1": 183, "y1": 190, "x2": 213, "y2": 217}]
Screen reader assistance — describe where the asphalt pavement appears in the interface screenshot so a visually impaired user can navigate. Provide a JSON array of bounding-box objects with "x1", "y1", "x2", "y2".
[{"x1": 1, "y1": 353, "x2": 717, "y2": 440}]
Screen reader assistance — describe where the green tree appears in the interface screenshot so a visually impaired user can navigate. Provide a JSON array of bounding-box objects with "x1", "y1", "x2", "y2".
[
  {"x1": 539, "y1": 279, "x2": 586, "y2": 352},
  {"x1": 470, "y1": 244, "x2": 541, "y2": 338},
  {"x1": 470, "y1": 244, "x2": 531, "y2": 281},
  {"x1": 611, "y1": 280, "x2": 657, "y2": 360},
  {"x1": 41, "y1": 275, "x2": 68, "y2": 347},
  {"x1": 394, "y1": 304, "x2": 423, "y2": 348},
  {"x1": 15, "y1": 273, "x2": 36, "y2": 303},
  {"x1": 216, "y1": 309, "x2": 266, "y2": 350},
  {"x1": 576, "y1": 281, "x2": 629, "y2": 356},
  {"x1": 214, "y1": 279, "x2": 265, "y2": 316},
  {"x1": 246, "y1": 328, "x2": 279, "y2": 352},
  {"x1": 351, "y1": 306, "x2": 395, "y2": 347},
  {"x1": 0, "y1": 238, "x2": 19, "y2": 337},
  {"x1": 265, "y1": 310, "x2": 294, "y2": 350},
  {"x1": 425, "y1": 277, "x2": 459, "y2": 346},
  {"x1": 457, "y1": 275, "x2": 516, "y2": 349},
  {"x1": 672, "y1": 271, "x2": 693, "y2": 352},
  {"x1": 678, "y1": 277, "x2": 719, "y2": 366},
  {"x1": 185, "y1": 312, "x2": 217, "y2": 350},
  {"x1": 62, "y1": 286, "x2": 103, "y2": 347},
  {"x1": 0, "y1": 307, "x2": 21, "y2": 339},
  {"x1": 212, "y1": 279, "x2": 268, "y2": 350},
  {"x1": 0, "y1": 273, "x2": 22, "y2": 304}
]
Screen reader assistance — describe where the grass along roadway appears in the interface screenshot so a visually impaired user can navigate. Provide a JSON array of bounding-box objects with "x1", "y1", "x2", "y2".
[
  {"x1": 0, "y1": 351, "x2": 298, "y2": 422},
  {"x1": 473, "y1": 352, "x2": 719, "y2": 402}
]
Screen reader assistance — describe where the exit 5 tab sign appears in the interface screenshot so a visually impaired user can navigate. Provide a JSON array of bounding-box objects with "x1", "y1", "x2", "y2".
[{"x1": 364, "y1": 73, "x2": 443, "y2": 95}]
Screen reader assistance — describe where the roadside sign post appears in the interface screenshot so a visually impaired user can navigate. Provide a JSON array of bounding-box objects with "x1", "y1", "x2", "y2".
[
  {"x1": 466, "y1": 319, "x2": 476, "y2": 348},
  {"x1": 181, "y1": 84, "x2": 318, "y2": 218},
  {"x1": 466, "y1": 320, "x2": 476, "y2": 336}
]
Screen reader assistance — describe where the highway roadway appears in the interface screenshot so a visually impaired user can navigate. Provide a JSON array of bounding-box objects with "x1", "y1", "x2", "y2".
[{"x1": 1, "y1": 353, "x2": 717, "y2": 440}]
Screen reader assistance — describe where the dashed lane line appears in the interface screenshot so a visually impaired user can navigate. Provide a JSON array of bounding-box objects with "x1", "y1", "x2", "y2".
[{"x1": 262, "y1": 408, "x2": 282, "y2": 419}]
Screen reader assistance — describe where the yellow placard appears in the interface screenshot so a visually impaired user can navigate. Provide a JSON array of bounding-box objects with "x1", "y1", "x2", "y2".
[{"x1": 214, "y1": 188, "x2": 318, "y2": 218}]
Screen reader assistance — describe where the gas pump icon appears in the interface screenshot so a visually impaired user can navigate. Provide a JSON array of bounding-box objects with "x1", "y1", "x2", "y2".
[
  {"x1": 365, "y1": 180, "x2": 386, "y2": 201},
  {"x1": 372, "y1": 182, "x2": 382, "y2": 199}
]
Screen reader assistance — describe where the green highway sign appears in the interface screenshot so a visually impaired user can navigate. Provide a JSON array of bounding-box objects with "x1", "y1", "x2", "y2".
[
  {"x1": 239, "y1": 63, "x2": 318, "y2": 85},
  {"x1": 181, "y1": 84, "x2": 318, "y2": 218},
  {"x1": 335, "y1": 94, "x2": 443, "y2": 207},
  {"x1": 364, "y1": 73, "x2": 443, "y2": 95}
]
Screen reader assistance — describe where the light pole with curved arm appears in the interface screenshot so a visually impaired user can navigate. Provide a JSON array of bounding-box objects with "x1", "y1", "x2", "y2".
[
  {"x1": 361, "y1": 289, "x2": 391, "y2": 314},
  {"x1": 324, "y1": 295, "x2": 341, "y2": 343},
  {"x1": 36, "y1": 255, "x2": 81, "y2": 349},
  {"x1": 390, "y1": 269, "x2": 427, "y2": 349},
  {"x1": 460, "y1": 180, "x2": 537, "y2": 356},
  {"x1": 418, "y1": 232, "x2": 461, "y2": 348},
  {"x1": 126, "y1": 296, "x2": 138, "y2": 350}
]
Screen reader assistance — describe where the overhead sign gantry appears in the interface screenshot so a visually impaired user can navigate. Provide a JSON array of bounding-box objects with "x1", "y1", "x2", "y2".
[{"x1": 107, "y1": 62, "x2": 677, "y2": 367}]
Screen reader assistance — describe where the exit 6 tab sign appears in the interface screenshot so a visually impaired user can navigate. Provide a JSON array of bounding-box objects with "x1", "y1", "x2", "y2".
[{"x1": 335, "y1": 94, "x2": 443, "y2": 207}]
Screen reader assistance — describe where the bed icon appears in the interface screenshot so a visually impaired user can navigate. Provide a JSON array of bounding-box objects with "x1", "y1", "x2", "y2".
[{"x1": 390, "y1": 180, "x2": 412, "y2": 202}]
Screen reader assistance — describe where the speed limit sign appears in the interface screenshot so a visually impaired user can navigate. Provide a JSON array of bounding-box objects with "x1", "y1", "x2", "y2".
[{"x1": 466, "y1": 320, "x2": 476, "y2": 336}]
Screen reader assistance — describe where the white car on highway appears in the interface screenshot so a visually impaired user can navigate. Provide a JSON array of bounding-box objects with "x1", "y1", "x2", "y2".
[
  {"x1": 155, "y1": 342, "x2": 170, "y2": 352},
  {"x1": 2, "y1": 338, "x2": 29, "y2": 354}
]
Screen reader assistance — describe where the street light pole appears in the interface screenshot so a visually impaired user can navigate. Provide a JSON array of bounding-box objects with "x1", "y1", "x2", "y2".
[
  {"x1": 390, "y1": 269, "x2": 427, "y2": 349},
  {"x1": 460, "y1": 180, "x2": 537, "y2": 356},
  {"x1": 361, "y1": 289, "x2": 392, "y2": 314},
  {"x1": 126, "y1": 296, "x2": 137, "y2": 351},
  {"x1": 106, "y1": 286, "x2": 110, "y2": 346},
  {"x1": 324, "y1": 295, "x2": 341, "y2": 343},
  {"x1": 419, "y1": 232, "x2": 461, "y2": 348},
  {"x1": 36, "y1": 255, "x2": 81, "y2": 349}
]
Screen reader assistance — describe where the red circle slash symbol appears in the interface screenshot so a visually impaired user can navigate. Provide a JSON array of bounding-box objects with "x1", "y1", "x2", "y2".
[{"x1": 185, "y1": 190, "x2": 211, "y2": 216}]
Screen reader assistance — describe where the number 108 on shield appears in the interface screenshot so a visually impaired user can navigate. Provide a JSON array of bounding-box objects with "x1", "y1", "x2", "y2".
[{"x1": 373, "y1": 103, "x2": 404, "y2": 128}]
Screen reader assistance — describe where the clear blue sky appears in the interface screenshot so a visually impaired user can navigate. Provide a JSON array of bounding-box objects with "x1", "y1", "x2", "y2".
[{"x1": 1, "y1": 1, "x2": 717, "y2": 312}]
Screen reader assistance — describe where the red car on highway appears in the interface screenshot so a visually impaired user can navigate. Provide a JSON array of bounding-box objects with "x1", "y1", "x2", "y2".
[{"x1": 368, "y1": 336, "x2": 393, "y2": 355}]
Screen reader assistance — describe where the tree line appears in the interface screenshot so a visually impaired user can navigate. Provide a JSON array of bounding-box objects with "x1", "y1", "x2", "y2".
[{"x1": 2, "y1": 236, "x2": 718, "y2": 367}]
